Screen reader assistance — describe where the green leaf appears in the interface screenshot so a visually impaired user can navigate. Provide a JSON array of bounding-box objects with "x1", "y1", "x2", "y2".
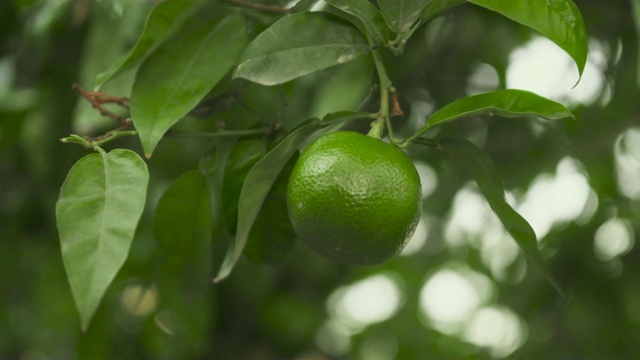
[
  {"x1": 468, "y1": 0, "x2": 588, "y2": 78},
  {"x1": 419, "y1": 0, "x2": 467, "y2": 21},
  {"x1": 56, "y1": 148, "x2": 149, "y2": 330},
  {"x1": 213, "y1": 121, "x2": 322, "y2": 282},
  {"x1": 153, "y1": 170, "x2": 212, "y2": 298},
  {"x1": 438, "y1": 137, "x2": 565, "y2": 298},
  {"x1": 418, "y1": 89, "x2": 574, "y2": 134},
  {"x1": 244, "y1": 154, "x2": 298, "y2": 264},
  {"x1": 377, "y1": 0, "x2": 429, "y2": 33},
  {"x1": 131, "y1": 13, "x2": 249, "y2": 157},
  {"x1": 325, "y1": 0, "x2": 389, "y2": 45},
  {"x1": 632, "y1": 0, "x2": 640, "y2": 88},
  {"x1": 234, "y1": 12, "x2": 369, "y2": 86},
  {"x1": 222, "y1": 138, "x2": 267, "y2": 235},
  {"x1": 95, "y1": 0, "x2": 199, "y2": 88}
]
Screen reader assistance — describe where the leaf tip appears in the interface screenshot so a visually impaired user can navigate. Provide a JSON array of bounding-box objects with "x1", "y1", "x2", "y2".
[{"x1": 145, "y1": 153, "x2": 153, "y2": 159}]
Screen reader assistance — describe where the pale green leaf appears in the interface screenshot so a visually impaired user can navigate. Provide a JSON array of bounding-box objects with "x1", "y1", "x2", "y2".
[{"x1": 56, "y1": 148, "x2": 149, "y2": 330}]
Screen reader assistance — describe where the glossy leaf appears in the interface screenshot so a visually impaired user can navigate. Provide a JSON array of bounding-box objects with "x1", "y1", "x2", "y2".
[
  {"x1": 56, "y1": 148, "x2": 149, "y2": 330},
  {"x1": 326, "y1": 0, "x2": 389, "y2": 45},
  {"x1": 417, "y1": 89, "x2": 574, "y2": 135},
  {"x1": 131, "y1": 14, "x2": 249, "y2": 157},
  {"x1": 468, "y1": 0, "x2": 587, "y2": 77},
  {"x1": 154, "y1": 170, "x2": 212, "y2": 297},
  {"x1": 213, "y1": 121, "x2": 322, "y2": 282},
  {"x1": 419, "y1": 0, "x2": 467, "y2": 21},
  {"x1": 95, "y1": 0, "x2": 198, "y2": 88},
  {"x1": 244, "y1": 154, "x2": 298, "y2": 264},
  {"x1": 439, "y1": 137, "x2": 565, "y2": 297},
  {"x1": 234, "y1": 12, "x2": 369, "y2": 85},
  {"x1": 377, "y1": 0, "x2": 429, "y2": 33}
]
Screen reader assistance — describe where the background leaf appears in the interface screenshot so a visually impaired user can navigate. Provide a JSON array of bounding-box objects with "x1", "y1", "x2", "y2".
[
  {"x1": 131, "y1": 13, "x2": 249, "y2": 157},
  {"x1": 468, "y1": 0, "x2": 588, "y2": 77},
  {"x1": 377, "y1": 0, "x2": 429, "y2": 33},
  {"x1": 213, "y1": 122, "x2": 322, "y2": 282},
  {"x1": 95, "y1": 0, "x2": 199, "y2": 88},
  {"x1": 153, "y1": 170, "x2": 212, "y2": 298},
  {"x1": 56, "y1": 149, "x2": 149, "y2": 330},
  {"x1": 234, "y1": 12, "x2": 369, "y2": 85},
  {"x1": 418, "y1": 89, "x2": 574, "y2": 135},
  {"x1": 438, "y1": 137, "x2": 565, "y2": 297},
  {"x1": 326, "y1": 0, "x2": 389, "y2": 45},
  {"x1": 244, "y1": 154, "x2": 298, "y2": 264},
  {"x1": 222, "y1": 138, "x2": 266, "y2": 235},
  {"x1": 419, "y1": 0, "x2": 467, "y2": 21}
]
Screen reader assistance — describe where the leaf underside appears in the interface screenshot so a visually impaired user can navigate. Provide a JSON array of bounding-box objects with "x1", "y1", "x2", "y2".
[{"x1": 56, "y1": 149, "x2": 149, "y2": 330}]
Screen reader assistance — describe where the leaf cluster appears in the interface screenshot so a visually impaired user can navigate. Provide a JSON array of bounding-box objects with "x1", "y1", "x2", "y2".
[{"x1": 55, "y1": 0, "x2": 588, "y2": 330}]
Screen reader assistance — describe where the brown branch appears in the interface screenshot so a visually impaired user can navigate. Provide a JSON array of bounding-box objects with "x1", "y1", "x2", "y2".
[
  {"x1": 223, "y1": 0, "x2": 292, "y2": 13},
  {"x1": 390, "y1": 87, "x2": 404, "y2": 118},
  {"x1": 72, "y1": 83, "x2": 130, "y2": 125}
]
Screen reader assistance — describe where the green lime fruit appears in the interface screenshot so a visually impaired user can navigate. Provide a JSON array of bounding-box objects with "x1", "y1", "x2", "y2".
[{"x1": 287, "y1": 131, "x2": 422, "y2": 265}]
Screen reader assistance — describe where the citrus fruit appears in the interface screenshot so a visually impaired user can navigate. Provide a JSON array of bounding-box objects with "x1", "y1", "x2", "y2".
[{"x1": 286, "y1": 131, "x2": 422, "y2": 265}]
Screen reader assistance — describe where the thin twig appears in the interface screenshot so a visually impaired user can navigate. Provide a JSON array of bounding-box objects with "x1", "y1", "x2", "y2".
[{"x1": 72, "y1": 83, "x2": 130, "y2": 124}]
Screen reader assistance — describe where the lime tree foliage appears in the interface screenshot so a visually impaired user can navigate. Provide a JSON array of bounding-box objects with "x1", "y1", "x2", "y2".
[{"x1": 54, "y1": 0, "x2": 588, "y2": 331}]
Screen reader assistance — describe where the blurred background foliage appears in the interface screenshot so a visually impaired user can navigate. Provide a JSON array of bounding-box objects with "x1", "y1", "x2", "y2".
[{"x1": 2, "y1": 0, "x2": 640, "y2": 358}]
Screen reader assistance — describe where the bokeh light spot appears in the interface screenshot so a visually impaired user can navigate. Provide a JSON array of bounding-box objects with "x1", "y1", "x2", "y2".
[
  {"x1": 463, "y1": 306, "x2": 528, "y2": 358},
  {"x1": 466, "y1": 62, "x2": 500, "y2": 95},
  {"x1": 328, "y1": 273, "x2": 403, "y2": 331},
  {"x1": 614, "y1": 127, "x2": 640, "y2": 200},
  {"x1": 507, "y1": 36, "x2": 608, "y2": 106},
  {"x1": 121, "y1": 283, "x2": 158, "y2": 318},
  {"x1": 400, "y1": 215, "x2": 428, "y2": 256},
  {"x1": 419, "y1": 266, "x2": 494, "y2": 334},
  {"x1": 594, "y1": 217, "x2": 635, "y2": 261}
]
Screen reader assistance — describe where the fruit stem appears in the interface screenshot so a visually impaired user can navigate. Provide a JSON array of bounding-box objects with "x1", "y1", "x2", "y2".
[{"x1": 370, "y1": 49, "x2": 395, "y2": 141}]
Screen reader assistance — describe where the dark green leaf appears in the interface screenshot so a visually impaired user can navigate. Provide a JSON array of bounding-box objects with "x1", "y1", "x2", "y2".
[
  {"x1": 213, "y1": 121, "x2": 322, "y2": 282},
  {"x1": 633, "y1": 0, "x2": 640, "y2": 88},
  {"x1": 56, "y1": 148, "x2": 149, "y2": 330},
  {"x1": 468, "y1": 0, "x2": 588, "y2": 77},
  {"x1": 377, "y1": 0, "x2": 429, "y2": 33},
  {"x1": 131, "y1": 13, "x2": 249, "y2": 157},
  {"x1": 244, "y1": 154, "x2": 298, "y2": 264},
  {"x1": 326, "y1": 0, "x2": 389, "y2": 45},
  {"x1": 95, "y1": 0, "x2": 199, "y2": 88},
  {"x1": 418, "y1": 89, "x2": 574, "y2": 134},
  {"x1": 153, "y1": 170, "x2": 212, "y2": 298},
  {"x1": 419, "y1": 0, "x2": 467, "y2": 21},
  {"x1": 438, "y1": 137, "x2": 565, "y2": 297},
  {"x1": 222, "y1": 138, "x2": 267, "y2": 234},
  {"x1": 234, "y1": 12, "x2": 369, "y2": 85}
]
